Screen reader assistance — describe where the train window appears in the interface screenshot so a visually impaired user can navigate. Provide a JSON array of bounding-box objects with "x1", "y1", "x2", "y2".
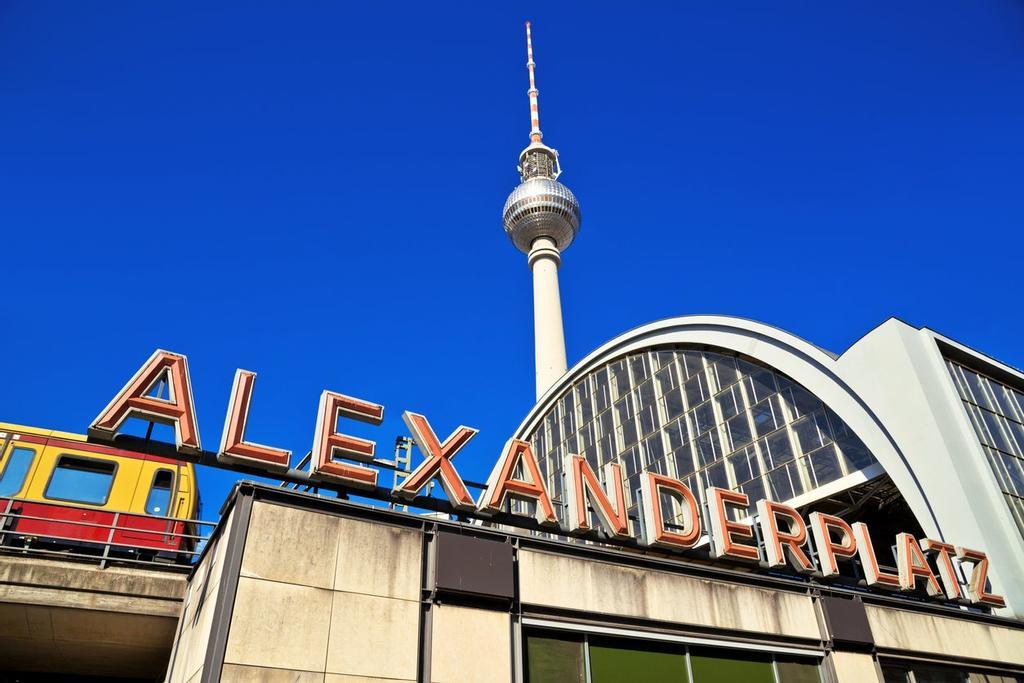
[
  {"x1": 146, "y1": 470, "x2": 174, "y2": 515},
  {"x1": 0, "y1": 447, "x2": 36, "y2": 497},
  {"x1": 44, "y1": 455, "x2": 117, "y2": 506}
]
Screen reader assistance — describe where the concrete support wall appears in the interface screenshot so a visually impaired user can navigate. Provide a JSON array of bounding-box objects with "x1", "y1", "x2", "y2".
[
  {"x1": 165, "y1": 507, "x2": 233, "y2": 683},
  {"x1": 226, "y1": 503, "x2": 423, "y2": 681},
  {"x1": 165, "y1": 496, "x2": 427, "y2": 682},
  {"x1": 0, "y1": 554, "x2": 187, "y2": 679}
]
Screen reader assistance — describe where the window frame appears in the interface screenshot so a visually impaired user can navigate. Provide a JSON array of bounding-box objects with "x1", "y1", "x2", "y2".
[
  {"x1": 0, "y1": 445, "x2": 37, "y2": 498},
  {"x1": 522, "y1": 620, "x2": 823, "y2": 683},
  {"x1": 144, "y1": 467, "x2": 176, "y2": 516},
  {"x1": 43, "y1": 454, "x2": 119, "y2": 507}
]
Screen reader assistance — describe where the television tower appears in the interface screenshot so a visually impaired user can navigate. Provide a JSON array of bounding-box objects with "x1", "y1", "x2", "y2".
[{"x1": 502, "y1": 22, "x2": 582, "y2": 400}]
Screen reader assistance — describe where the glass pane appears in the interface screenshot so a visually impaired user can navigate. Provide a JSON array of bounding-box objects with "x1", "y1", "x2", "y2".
[
  {"x1": 746, "y1": 370, "x2": 777, "y2": 403},
  {"x1": 45, "y1": 456, "x2": 116, "y2": 505},
  {"x1": 776, "y1": 658, "x2": 821, "y2": 683},
  {"x1": 0, "y1": 447, "x2": 35, "y2": 497},
  {"x1": 751, "y1": 398, "x2": 780, "y2": 436},
  {"x1": 689, "y1": 647, "x2": 774, "y2": 683},
  {"x1": 837, "y1": 435, "x2": 875, "y2": 471},
  {"x1": 589, "y1": 637, "x2": 688, "y2": 683},
  {"x1": 666, "y1": 387, "x2": 685, "y2": 420},
  {"x1": 809, "y1": 445, "x2": 842, "y2": 486},
  {"x1": 525, "y1": 632, "x2": 585, "y2": 683},
  {"x1": 146, "y1": 470, "x2": 175, "y2": 515},
  {"x1": 768, "y1": 466, "x2": 794, "y2": 501},
  {"x1": 882, "y1": 665, "x2": 911, "y2": 683},
  {"x1": 912, "y1": 665, "x2": 968, "y2": 683},
  {"x1": 967, "y1": 673, "x2": 1020, "y2": 683}
]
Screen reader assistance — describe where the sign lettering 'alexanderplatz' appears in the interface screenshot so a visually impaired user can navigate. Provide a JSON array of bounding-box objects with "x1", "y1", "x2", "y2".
[{"x1": 88, "y1": 350, "x2": 1006, "y2": 609}]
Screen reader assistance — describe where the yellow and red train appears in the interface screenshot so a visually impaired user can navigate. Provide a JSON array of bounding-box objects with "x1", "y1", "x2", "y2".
[{"x1": 0, "y1": 422, "x2": 200, "y2": 562}]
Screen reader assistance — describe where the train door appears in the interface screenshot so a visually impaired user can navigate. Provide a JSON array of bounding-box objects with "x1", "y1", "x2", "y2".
[
  {"x1": 170, "y1": 464, "x2": 198, "y2": 557},
  {"x1": 171, "y1": 463, "x2": 194, "y2": 519},
  {"x1": 119, "y1": 458, "x2": 192, "y2": 557}
]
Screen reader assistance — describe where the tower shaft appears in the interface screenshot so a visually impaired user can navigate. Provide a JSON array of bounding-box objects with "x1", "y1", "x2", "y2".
[{"x1": 529, "y1": 237, "x2": 568, "y2": 399}]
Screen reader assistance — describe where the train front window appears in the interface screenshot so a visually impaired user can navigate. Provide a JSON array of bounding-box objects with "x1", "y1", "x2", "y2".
[
  {"x1": 146, "y1": 470, "x2": 174, "y2": 515},
  {"x1": 0, "y1": 447, "x2": 35, "y2": 497},
  {"x1": 45, "y1": 455, "x2": 116, "y2": 505}
]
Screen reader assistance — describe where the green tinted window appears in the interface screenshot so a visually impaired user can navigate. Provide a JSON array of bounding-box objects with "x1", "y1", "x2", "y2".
[
  {"x1": 689, "y1": 647, "x2": 774, "y2": 683},
  {"x1": 776, "y1": 657, "x2": 821, "y2": 683},
  {"x1": 526, "y1": 632, "x2": 586, "y2": 683},
  {"x1": 589, "y1": 637, "x2": 688, "y2": 683}
]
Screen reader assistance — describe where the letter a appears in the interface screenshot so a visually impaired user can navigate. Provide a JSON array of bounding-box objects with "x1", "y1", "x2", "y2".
[
  {"x1": 90, "y1": 349, "x2": 201, "y2": 454},
  {"x1": 478, "y1": 439, "x2": 558, "y2": 526}
]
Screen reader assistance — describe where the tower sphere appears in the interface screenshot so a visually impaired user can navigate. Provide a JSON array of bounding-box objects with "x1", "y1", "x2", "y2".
[{"x1": 502, "y1": 175, "x2": 581, "y2": 254}]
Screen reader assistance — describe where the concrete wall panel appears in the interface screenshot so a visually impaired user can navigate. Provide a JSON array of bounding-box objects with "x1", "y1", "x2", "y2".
[
  {"x1": 333, "y1": 517, "x2": 421, "y2": 601},
  {"x1": 866, "y1": 605, "x2": 1024, "y2": 668},
  {"x1": 429, "y1": 604, "x2": 510, "y2": 683},
  {"x1": 167, "y1": 508, "x2": 232, "y2": 683},
  {"x1": 325, "y1": 676, "x2": 415, "y2": 683},
  {"x1": 519, "y1": 550, "x2": 819, "y2": 641},
  {"x1": 221, "y1": 663, "x2": 326, "y2": 682},
  {"x1": 829, "y1": 651, "x2": 881, "y2": 683},
  {"x1": 241, "y1": 502, "x2": 341, "y2": 590},
  {"x1": 325, "y1": 592, "x2": 419, "y2": 680},
  {"x1": 224, "y1": 576, "x2": 333, "y2": 673}
]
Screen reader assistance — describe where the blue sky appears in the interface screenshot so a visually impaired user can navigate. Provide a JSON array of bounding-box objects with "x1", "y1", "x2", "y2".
[{"x1": 2, "y1": 2, "x2": 1022, "y2": 517}]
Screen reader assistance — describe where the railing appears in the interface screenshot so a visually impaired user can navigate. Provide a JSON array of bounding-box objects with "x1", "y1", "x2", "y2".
[{"x1": 0, "y1": 496, "x2": 217, "y2": 571}]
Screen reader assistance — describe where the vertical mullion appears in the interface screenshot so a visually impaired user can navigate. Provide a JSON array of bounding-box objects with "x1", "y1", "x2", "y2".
[
  {"x1": 707, "y1": 360, "x2": 731, "y2": 488},
  {"x1": 778, "y1": 386, "x2": 813, "y2": 497},
  {"x1": 583, "y1": 632, "x2": 592, "y2": 683},
  {"x1": 735, "y1": 373, "x2": 760, "y2": 494},
  {"x1": 680, "y1": 367, "x2": 703, "y2": 508},
  {"x1": 684, "y1": 646, "x2": 695, "y2": 683}
]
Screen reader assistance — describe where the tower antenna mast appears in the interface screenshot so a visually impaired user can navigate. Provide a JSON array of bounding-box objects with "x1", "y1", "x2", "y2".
[{"x1": 526, "y1": 21, "x2": 542, "y2": 143}]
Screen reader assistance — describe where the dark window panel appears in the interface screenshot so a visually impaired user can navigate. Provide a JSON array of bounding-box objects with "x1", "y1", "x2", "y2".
[
  {"x1": 588, "y1": 637, "x2": 687, "y2": 683},
  {"x1": 525, "y1": 632, "x2": 585, "y2": 683},
  {"x1": 689, "y1": 647, "x2": 774, "y2": 683}
]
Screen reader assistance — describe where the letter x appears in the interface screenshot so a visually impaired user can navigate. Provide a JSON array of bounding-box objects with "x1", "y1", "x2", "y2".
[{"x1": 394, "y1": 411, "x2": 477, "y2": 510}]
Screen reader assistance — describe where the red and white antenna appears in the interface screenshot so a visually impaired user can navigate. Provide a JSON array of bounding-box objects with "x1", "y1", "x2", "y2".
[{"x1": 526, "y1": 21, "x2": 542, "y2": 143}]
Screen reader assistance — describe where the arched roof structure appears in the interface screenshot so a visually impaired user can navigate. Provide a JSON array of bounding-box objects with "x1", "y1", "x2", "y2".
[{"x1": 512, "y1": 315, "x2": 945, "y2": 540}]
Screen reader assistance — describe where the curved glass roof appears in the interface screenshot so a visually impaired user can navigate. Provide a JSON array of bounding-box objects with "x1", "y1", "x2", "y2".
[{"x1": 526, "y1": 345, "x2": 878, "y2": 534}]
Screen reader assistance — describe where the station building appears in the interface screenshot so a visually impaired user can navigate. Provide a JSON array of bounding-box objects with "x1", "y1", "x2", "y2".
[
  {"x1": 167, "y1": 20, "x2": 1024, "y2": 683},
  {"x1": 159, "y1": 314, "x2": 1024, "y2": 683}
]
